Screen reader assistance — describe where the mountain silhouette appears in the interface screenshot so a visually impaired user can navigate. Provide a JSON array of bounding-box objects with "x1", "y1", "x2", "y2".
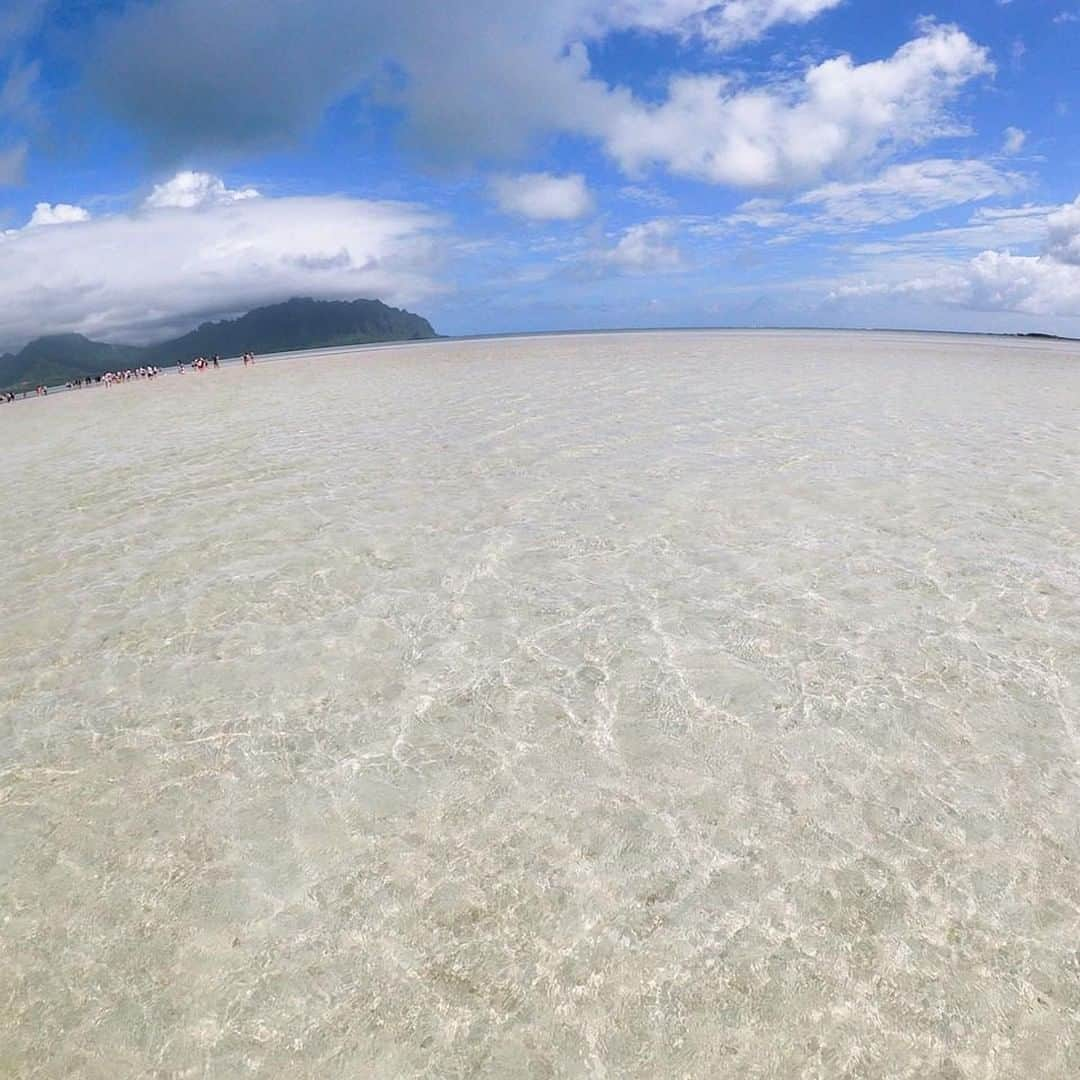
[{"x1": 0, "y1": 297, "x2": 437, "y2": 391}]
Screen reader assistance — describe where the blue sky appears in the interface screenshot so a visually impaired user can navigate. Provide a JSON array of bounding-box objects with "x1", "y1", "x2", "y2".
[{"x1": 1, "y1": 0, "x2": 1079, "y2": 348}]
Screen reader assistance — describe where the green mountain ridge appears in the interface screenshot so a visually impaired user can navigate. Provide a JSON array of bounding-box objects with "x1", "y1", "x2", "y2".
[{"x1": 0, "y1": 297, "x2": 437, "y2": 392}]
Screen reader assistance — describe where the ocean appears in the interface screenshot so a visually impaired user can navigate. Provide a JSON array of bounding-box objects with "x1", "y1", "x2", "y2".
[{"x1": 2, "y1": 330, "x2": 1078, "y2": 1077}]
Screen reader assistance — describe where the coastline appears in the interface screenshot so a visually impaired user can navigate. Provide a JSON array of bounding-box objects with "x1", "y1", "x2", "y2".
[{"x1": 4, "y1": 324, "x2": 1077, "y2": 401}]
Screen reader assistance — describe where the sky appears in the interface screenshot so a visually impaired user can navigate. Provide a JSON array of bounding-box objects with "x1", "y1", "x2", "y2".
[{"x1": 1, "y1": 0, "x2": 1079, "y2": 348}]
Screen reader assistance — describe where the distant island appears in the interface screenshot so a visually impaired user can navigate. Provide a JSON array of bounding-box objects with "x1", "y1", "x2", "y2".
[{"x1": 0, "y1": 297, "x2": 438, "y2": 392}]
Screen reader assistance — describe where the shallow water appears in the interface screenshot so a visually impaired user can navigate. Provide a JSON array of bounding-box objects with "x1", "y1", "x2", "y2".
[{"x1": 2, "y1": 330, "x2": 1079, "y2": 1078}]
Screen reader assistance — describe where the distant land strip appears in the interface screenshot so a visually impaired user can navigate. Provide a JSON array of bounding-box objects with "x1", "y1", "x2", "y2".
[{"x1": 0, "y1": 297, "x2": 438, "y2": 393}]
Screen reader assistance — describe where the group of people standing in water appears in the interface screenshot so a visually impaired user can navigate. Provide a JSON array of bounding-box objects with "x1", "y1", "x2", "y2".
[
  {"x1": 84, "y1": 367, "x2": 164, "y2": 388},
  {"x1": 178, "y1": 354, "x2": 221, "y2": 372},
  {"x1": 177, "y1": 352, "x2": 255, "y2": 371},
  {"x1": 2, "y1": 351, "x2": 257, "y2": 403},
  {"x1": 3, "y1": 384, "x2": 55, "y2": 401}
]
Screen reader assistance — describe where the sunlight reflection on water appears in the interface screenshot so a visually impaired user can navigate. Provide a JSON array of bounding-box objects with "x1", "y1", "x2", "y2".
[{"x1": 2, "y1": 331, "x2": 1079, "y2": 1077}]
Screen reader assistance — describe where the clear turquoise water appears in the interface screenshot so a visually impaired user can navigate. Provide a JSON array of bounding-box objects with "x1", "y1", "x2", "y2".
[{"x1": 2, "y1": 331, "x2": 1078, "y2": 1077}]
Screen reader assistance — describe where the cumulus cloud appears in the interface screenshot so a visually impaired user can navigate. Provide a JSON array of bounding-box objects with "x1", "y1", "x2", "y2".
[
  {"x1": 0, "y1": 172, "x2": 445, "y2": 348},
  {"x1": 27, "y1": 202, "x2": 91, "y2": 226},
  {"x1": 143, "y1": 170, "x2": 260, "y2": 209},
  {"x1": 605, "y1": 23, "x2": 994, "y2": 187},
  {"x1": 88, "y1": 3, "x2": 988, "y2": 194},
  {"x1": 90, "y1": 0, "x2": 618, "y2": 160},
  {"x1": 959, "y1": 249, "x2": 1080, "y2": 314},
  {"x1": 88, "y1": 0, "x2": 844, "y2": 164},
  {"x1": 490, "y1": 172, "x2": 593, "y2": 220},
  {"x1": 601, "y1": 220, "x2": 683, "y2": 272},
  {"x1": 829, "y1": 195, "x2": 1080, "y2": 317},
  {"x1": 1045, "y1": 196, "x2": 1080, "y2": 264}
]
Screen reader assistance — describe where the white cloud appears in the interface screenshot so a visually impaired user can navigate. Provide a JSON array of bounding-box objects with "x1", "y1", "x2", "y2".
[
  {"x1": 1002, "y1": 126, "x2": 1027, "y2": 154},
  {"x1": 144, "y1": 170, "x2": 261, "y2": 209},
  {"x1": 601, "y1": 220, "x2": 683, "y2": 272},
  {"x1": 490, "y1": 172, "x2": 594, "y2": 220},
  {"x1": 91, "y1": 4, "x2": 990, "y2": 195},
  {"x1": 1045, "y1": 196, "x2": 1080, "y2": 264},
  {"x1": 604, "y1": 22, "x2": 993, "y2": 187},
  {"x1": 697, "y1": 159, "x2": 1024, "y2": 243},
  {"x1": 795, "y1": 159, "x2": 1024, "y2": 227},
  {"x1": 960, "y1": 249, "x2": 1080, "y2": 314},
  {"x1": 0, "y1": 172, "x2": 445, "y2": 348},
  {"x1": 618, "y1": 184, "x2": 676, "y2": 209},
  {"x1": 27, "y1": 202, "x2": 91, "y2": 227},
  {"x1": 91, "y1": 1, "x2": 846, "y2": 168},
  {"x1": 847, "y1": 204, "x2": 1058, "y2": 257},
  {"x1": 91, "y1": 1, "x2": 619, "y2": 161},
  {"x1": 829, "y1": 195, "x2": 1080, "y2": 317},
  {"x1": 834, "y1": 252, "x2": 1080, "y2": 318},
  {"x1": 723, "y1": 197, "x2": 796, "y2": 229},
  {"x1": 596, "y1": 0, "x2": 843, "y2": 49}
]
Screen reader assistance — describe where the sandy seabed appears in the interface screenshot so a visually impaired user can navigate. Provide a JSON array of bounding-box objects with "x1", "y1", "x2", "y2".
[{"x1": 1, "y1": 330, "x2": 1079, "y2": 1078}]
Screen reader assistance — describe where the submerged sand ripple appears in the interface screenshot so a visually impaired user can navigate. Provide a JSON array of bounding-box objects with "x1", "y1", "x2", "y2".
[{"x1": 1, "y1": 331, "x2": 1079, "y2": 1077}]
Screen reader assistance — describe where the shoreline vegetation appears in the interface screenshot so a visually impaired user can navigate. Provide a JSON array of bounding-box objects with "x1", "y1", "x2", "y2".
[{"x1": 0, "y1": 297, "x2": 437, "y2": 395}]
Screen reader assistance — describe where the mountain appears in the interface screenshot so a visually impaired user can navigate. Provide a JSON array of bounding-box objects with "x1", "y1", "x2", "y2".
[
  {"x1": 0, "y1": 297, "x2": 438, "y2": 392},
  {"x1": 0, "y1": 334, "x2": 144, "y2": 392},
  {"x1": 139, "y1": 298, "x2": 437, "y2": 365}
]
